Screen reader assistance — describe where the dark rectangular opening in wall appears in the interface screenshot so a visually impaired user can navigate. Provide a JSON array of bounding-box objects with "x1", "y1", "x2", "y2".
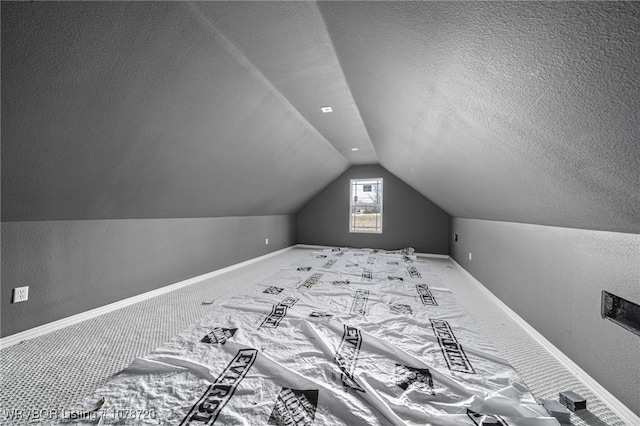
[{"x1": 601, "y1": 291, "x2": 640, "y2": 337}]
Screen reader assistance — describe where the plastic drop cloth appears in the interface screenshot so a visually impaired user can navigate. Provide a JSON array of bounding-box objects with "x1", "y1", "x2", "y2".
[{"x1": 57, "y1": 248, "x2": 559, "y2": 425}]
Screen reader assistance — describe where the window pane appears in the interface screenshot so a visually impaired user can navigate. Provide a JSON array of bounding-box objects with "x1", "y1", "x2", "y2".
[{"x1": 350, "y1": 178, "x2": 383, "y2": 233}]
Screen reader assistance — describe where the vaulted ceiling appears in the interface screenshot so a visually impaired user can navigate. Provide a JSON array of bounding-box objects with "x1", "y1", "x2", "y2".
[{"x1": 2, "y1": 1, "x2": 639, "y2": 233}]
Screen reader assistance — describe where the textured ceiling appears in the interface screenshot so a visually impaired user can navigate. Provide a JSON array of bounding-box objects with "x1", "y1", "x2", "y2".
[
  {"x1": 1, "y1": 1, "x2": 351, "y2": 221},
  {"x1": 318, "y1": 1, "x2": 640, "y2": 234},
  {"x1": 193, "y1": 1, "x2": 377, "y2": 164},
  {"x1": 2, "y1": 1, "x2": 639, "y2": 233}
]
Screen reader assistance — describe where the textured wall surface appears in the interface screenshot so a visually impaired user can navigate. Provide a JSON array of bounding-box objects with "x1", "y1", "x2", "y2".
[
  {"x1": 451, "y1": 218, "x2": 640, "y2": 415},
  {"x1": 1, "y1": 216, "x2": 296, "y2": 337},
  {"x1": 298, "y1": 165, "x2": 449, "y2": 254}
]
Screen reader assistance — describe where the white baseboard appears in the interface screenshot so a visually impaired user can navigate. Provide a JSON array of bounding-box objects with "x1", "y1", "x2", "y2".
[
  {"x1": 450, "y1": 258, "x2": 640, "y2": 425},
  {"x1": 296, "y1": 244, "x2": 332, "y2": 250},
  {"x1": 415, "y1": 252, "x2": 449, "y2": 259},
  {"x1": 296, "y1": 244, "x2": 449, "y2": 259},
  {"x1": 0, "y1": 245, "x2": 295, "y2": 349}
]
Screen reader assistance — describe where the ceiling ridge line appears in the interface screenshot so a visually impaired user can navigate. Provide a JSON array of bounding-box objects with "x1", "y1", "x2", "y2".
[
  {"x1": 314, "y1": 1, "x2": 379, "y2": 162},
  {"x1": 184, "y1": 2, "x2": 348, "y2": 164}
]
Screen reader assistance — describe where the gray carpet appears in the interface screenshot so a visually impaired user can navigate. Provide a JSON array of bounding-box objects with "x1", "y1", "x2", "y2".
[{"x1": 0, "y1": 247, "x2": 626, "y2": 425}]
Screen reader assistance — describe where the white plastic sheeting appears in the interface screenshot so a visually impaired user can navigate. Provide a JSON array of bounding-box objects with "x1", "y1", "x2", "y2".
[{"x1": 59, "y1": 248, "x2": 559, "y2": 425}]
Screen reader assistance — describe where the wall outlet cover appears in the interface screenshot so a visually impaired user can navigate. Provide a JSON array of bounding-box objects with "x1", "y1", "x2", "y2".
[{"x1": 13, "y1": 286, "x2": 29, "y2": 303}]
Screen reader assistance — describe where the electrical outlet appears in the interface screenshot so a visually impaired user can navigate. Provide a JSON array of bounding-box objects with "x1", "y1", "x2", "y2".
[
  {"x1": 13, "y1": 286, "x2": 29, "y2": 303},
  {"x1": 265, "y1": 238, "x2": 269, "y2": 245},
  {"x1": 468, "y1": 252, "x2": 472, "y2": 261}
]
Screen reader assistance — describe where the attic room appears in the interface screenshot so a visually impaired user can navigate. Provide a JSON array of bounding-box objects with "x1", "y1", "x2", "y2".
[{"x1": 1, "y1": 1, "x2": 638, "y2": 425}]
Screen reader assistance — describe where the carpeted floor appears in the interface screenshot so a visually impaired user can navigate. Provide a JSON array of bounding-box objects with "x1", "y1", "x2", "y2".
[{"x1": 0, "y1": 247, "x2": 626, "y2": 425}]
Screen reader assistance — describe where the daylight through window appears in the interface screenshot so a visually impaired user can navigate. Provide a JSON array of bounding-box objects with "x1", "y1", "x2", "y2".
[{"x1": 350, "y1": 178, "x2": 383, "y2": 233}]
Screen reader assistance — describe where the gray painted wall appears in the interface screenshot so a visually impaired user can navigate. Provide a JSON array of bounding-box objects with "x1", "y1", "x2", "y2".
[
  {"x1": 1, "y1": 216, "x2": 296, "y2": 337},
  {"x1": 298, "y1": 165, "x2": 449, "y2": 254},
  {"x1": 451, "y1": 217, "x2": 640, "y2": 415}
]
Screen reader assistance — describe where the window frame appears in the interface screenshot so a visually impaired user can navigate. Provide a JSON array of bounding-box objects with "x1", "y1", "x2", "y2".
[{"x1": 349, "y1": 177, "x2": 383, "y2": 234}]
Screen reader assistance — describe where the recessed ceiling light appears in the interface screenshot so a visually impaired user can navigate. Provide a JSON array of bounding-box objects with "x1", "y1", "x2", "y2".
[
  {"x1": 320, "y1": 106, "x2": 333, "y2": 113},
  {"x1": 351, "y1": 148, "x2": 359, "y2": 151}
]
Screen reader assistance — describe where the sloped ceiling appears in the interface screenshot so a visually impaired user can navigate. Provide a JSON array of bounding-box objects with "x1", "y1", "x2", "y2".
[
  {"x1": 2, "y1": 1, "x2": 639, "y2": 234},
  {"x1": 1, "y1": 1, "x2": 354, "y2": 221},
  {"x1": 318, "y1": 1, "x2": 640, "y2": 234}
]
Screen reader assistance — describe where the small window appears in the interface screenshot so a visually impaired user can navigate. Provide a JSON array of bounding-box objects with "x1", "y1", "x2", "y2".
[{"x1": 350, "y1": 178, "x2": 383, "y2": 233}]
